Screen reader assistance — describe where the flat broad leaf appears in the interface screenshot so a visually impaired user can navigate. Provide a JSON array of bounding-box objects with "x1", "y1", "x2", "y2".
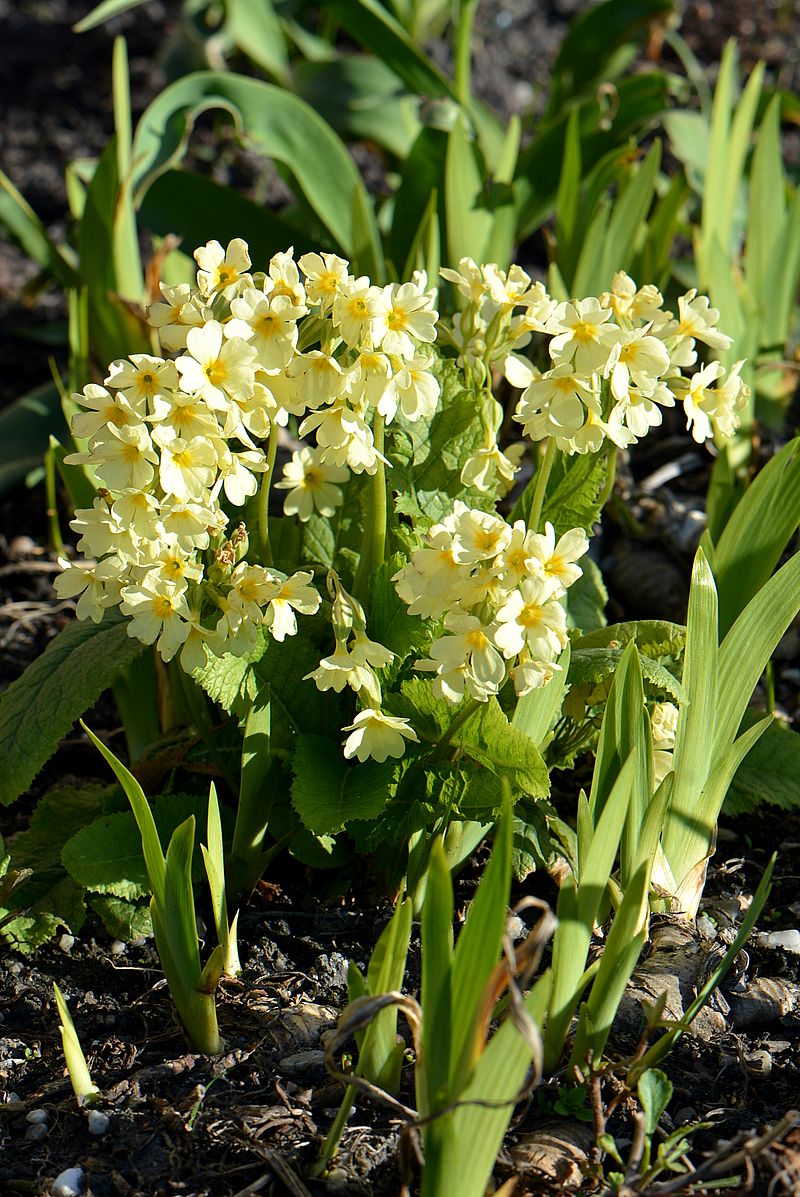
[
  {"x1": 454, "y1": 699, "x2": 550, "y2": 798},
  {"x1": 0, "y1": 613, "x2": 146, "y2": 806},
  {"x1": 291, "y1": 735, "x2": 398, "y2": 834}
]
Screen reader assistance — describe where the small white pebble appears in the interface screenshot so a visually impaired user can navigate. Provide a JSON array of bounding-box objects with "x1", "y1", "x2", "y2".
[
  {"x1": 26, "y1": 1108, "x2": 48, "y2": 1125},
  {"x1": 109, "y1": 941, "x2": 126, "y2": 956},
  {"x1": 25, "y1": 1123, "x2": 48, "y2": 1142},
  {"x1": 87, "y1": 1110, "x2": 110, "y2": 1135},
  {"x1": 59, "y1": 935, "x2": 75, "y2": 953},
  {"x1": 51, "y1": 1166, "x2": 84, "y2": 1197},
  {"x1": 761, "y1": 929, "x2": 800, "y2": 954}
]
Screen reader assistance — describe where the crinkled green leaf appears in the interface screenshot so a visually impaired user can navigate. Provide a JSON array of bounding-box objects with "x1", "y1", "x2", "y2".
[
  {"x1": 454, "y1": 699, "x2": 550, "y2": 798},
  {"x1": 511, "y1": 801, "x2": 555, "y2": 880},
  {"x1": 570, "y1": 647, "x2": 684, "y2": 702},
  {"x1": 0, "y1": 612, "x2": 146, "y2": 806},
  {"x1": 1, "y1": 876, "x2": 86, "y2": 953},
  {"x1": 291, "y1": 734, "x2": 399, "y2": 834},
  {"x1": 90, "y1": 893, "x2": 152, "y2": 940},
  {"x1": 512, "y1": 450, "x2": 608, "y2": 537},
  {"x1": 9, "y1": 785, "x2": 120, "y2": 872},
  {"x1": 726, "y1": 716, "x2": 800, "y2": 815},
  {"x1": 390, "y1": 356, "x2": 494, "y2": 527},
  {"x1": 61, "y1": 792, "x2": 219, "y2": 899},
  {"x1": 574, "y1": 619, "x2": 685, "y2": 660},
  {"x1": 368, "y1": 554, "x2": 431, "y2": 679},
  {"x1": 384, "y1": 677, "x2": 452, "y2": 742},
  {"x1": 192, "y1": 631, "x2": 269, "y2": 717}
]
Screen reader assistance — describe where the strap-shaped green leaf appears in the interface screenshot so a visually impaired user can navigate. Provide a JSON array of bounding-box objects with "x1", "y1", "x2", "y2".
[
  {"x1": 746, "y1": 95, "x2": 785, "y2": 298},
  {"x1": 132, "y1": 72, "x2": 378, "y2": 259},
  {"x1": 358, "y1": 897, "x2": 412, "y2": 1093},
  {"x1": 662, "y1": 549, "x2": 717, "y2": 869},
  {"x1": 419, "y1": 838, "x2": 454, "y2": 1116},
  {"x1": 82, "y1": 723, "x2": 166, "y2": 907},
  {"x1": 713, "y1": 437, "x2": 800, "y2": 637},
  {"x1": 0, "y1": 170, "x2": 77, "y2": 289},
  {"x1": 449, "y1": 806, "x2": 511, "y2": 1093},
  {"x1": 546, "y1": 753, "x2": 636, "y2": 1071},
  {"x1": 73, "y1": 0, "x2": 145, "y2": 32},
  {"x1": 715, "y1": 550, "x2": 800, "y2": 760},
  {"x1": 163, "y1": 816, "x2": 202, "y2": 995},
  {"x1": 431, "y1": 972, "x2": 551, "y2": 1197},
  {"x1": 574, "y1": 860, "x2": 649, "y2": 1064}
]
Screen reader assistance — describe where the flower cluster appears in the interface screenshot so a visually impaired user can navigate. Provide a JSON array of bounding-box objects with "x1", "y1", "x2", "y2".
[
  {"x1": 393, "y1": 502, "x2": 589, "y2": 701},
  {"x1": 54, "y1": 239, "x2": 443, "y2": 668},
  {"x1": 441, "y1": 262, "x2": 748, "y2": 454}
]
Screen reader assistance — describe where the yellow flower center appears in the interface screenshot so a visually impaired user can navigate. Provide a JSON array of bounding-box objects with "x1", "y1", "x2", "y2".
[
  {"x1": 205, "y1": 360, "x2": 227, "y2": 386},
  {"x1": 237, "y1": 578, "x2": 261, "y2": 602},
  {"x1": 465, "y1": 629, "x2": 489, "y2": 651},
  {"x1": 153, "y1": 596, "x2": 175, "y2": 619},
  {"x1": 105, "y1": 404, "x2": 129, "y2": 427},
  {"x1": 256, "y1": 314, "x2": 278, "y2": 337},
  {"x1": 122, "y1": 443, "x2": 143, "y2": 463},
  {"x1": 387, "y1": 307, "x2": 408, "y2": 331},
  {"x1": 571, "y1": 320, "x2": 599, "y2": 344},
  {"x1": 475, "y1": 528, "x2": 502, "y2": 554},
  {"x1": 519, "y1": 603, "x2": 544, "y2": 628},
  {"x1": 348, "y1": 297, "x2": 369, "y2": 319}
]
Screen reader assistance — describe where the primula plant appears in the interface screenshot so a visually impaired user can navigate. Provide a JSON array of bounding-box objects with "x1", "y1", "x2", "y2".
[{"x1": 7, "y1": 233, "x2": 748, "y2": 901}]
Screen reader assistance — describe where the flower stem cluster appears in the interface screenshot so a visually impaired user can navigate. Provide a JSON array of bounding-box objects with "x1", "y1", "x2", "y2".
[
  {"x1": 441, "y1": 262, "x2": 748, "y2": 454},
  {"x1": 393, "y1": 502, "x2": 589, "y2": 701}
]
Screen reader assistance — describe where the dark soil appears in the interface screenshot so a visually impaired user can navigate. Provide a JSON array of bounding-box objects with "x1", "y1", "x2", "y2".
[{"x1": 4, "y1": 2, "x2": 800, "y2": 1195}]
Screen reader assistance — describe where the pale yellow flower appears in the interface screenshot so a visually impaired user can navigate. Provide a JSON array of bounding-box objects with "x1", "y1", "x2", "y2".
[{"x1": 342, "y1": 709, "x2": 418, "y2": 763}]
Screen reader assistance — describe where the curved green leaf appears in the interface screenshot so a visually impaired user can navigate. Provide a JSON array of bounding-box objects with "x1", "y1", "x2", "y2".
[{"x1": 131, "y1": 71, "x2": 379, "y2": 259}]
